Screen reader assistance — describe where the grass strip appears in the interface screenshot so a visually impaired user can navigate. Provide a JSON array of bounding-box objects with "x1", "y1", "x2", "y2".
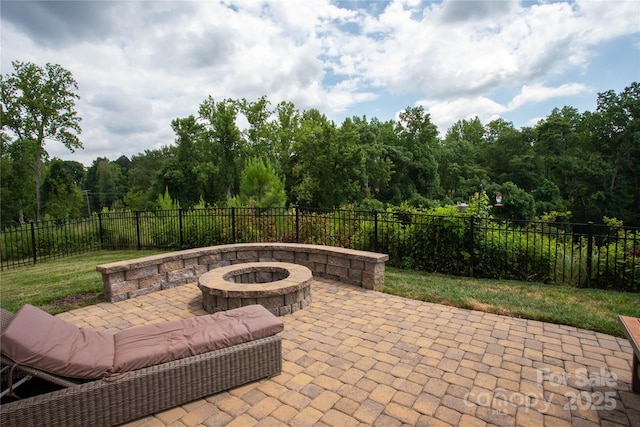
[
  {"x1": 0, "y1": 250, "x2": 165, "y2": 315},
  {"x1": 383, "y1": 268, "x2": 640, "y2": 337}
]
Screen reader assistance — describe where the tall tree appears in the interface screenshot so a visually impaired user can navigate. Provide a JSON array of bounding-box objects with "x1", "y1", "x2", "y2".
[
  {"x1": 290, "y1": 109, "x2": 341, "y2": 207},
  {"x1": 85, "y1": 157, "x2": 125, "y2": 211},
  {"x1": 590, "y1": 83, "x2": 640, "y2": 225},
  {"x1": 351, "y1": 116, "x2": 393, "y2": 202},
  {"x1": 332, "y1": 117, "x2": 366, "y2": 204},
  {"x1": 237, "y1": 96, "x2": 275, "y2": 160},
  {"x1": 439, "y1": 118, "x2": 489, "y2": 201},
  {"x1": 153, "y1": 116, "x2": 207, "y2": 208},
  {"x1": 0, "y1": 61, "x2": 82, "y2": 220},
  {"x1": 489, "y1": 181, "x2": 536, "y2": 221},
  {"x1": 198, "y1": 97, "x2": 244, "y2": 202},
  {"x1": 272, "y1": 101, "x2": 300, "y2": 201},
  {"x1": 535, "y1": 107, "x2": 604, "y2": 222},
  {"x1": 125, "y1": 148, "x2": 171, "y2": 210},
  {"x1": 232, "y1": 158, "x2": 286, "y2": 208},
  {"x1": 391, "y1": 106, "x2": 440, "y2": 204},
  {"x1": 446, "y1": 116, "x2": 485, "y2": 146},
  {"x1": 1, "y1": 134, "x2": 35, "y2": 224},
  {"x1": 41, "y1": 159, "x2": 85, "y2": 218}
]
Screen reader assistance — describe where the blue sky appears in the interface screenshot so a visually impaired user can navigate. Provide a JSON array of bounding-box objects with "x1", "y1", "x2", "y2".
[{"x1": 1, "y1": 0, "x2": 639, "y2": 165}]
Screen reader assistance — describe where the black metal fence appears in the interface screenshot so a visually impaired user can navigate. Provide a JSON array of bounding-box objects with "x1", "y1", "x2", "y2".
[{"x1": 1, "y1": 207, "x2": 638, "y2": 291}]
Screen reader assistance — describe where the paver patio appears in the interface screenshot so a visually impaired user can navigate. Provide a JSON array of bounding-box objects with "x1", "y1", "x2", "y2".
[{"x1": 56, "y1": 279, "x2": 640, "y2": 427}]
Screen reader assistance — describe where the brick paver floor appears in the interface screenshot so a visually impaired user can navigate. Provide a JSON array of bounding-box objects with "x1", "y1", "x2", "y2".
[{"x1": 57, "y1": 279, "x2": 640, "y2": 427}]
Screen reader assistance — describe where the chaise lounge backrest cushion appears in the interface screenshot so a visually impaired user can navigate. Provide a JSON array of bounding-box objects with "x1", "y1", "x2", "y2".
[
  {"x1": 113, "y1": 304, "x2": 284, "y2": 372},
  {"x1": 0, "y1": 304, "x2": 115, "y2": 379},
  {"x1": 1, "y1": 304, "x2": 284, "y2": 379}
]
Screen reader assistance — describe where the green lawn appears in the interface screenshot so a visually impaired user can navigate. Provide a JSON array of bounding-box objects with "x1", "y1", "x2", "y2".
[
  {"x1": 383, "y1": 267, "x2": 640, "y2": 337},
  {"x1": 0, "y1": 250, "x2": 165, "y2": 315},
  {"x1": 1, "y1": 251, "x2": 638, "y2": 337}
]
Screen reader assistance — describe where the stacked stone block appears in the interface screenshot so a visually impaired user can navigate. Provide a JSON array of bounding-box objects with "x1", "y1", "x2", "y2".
[{"x1": 199, "y1": 262, "x2": 313, "y2": 316}]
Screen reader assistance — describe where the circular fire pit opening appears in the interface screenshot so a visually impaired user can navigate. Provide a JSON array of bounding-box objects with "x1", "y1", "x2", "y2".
[
  {"x1": 198, "y1": 262, "x2": 312, "y2": 316},
  {"x1": 223, "y1": 265, "x2": 290, "y2": 283}
]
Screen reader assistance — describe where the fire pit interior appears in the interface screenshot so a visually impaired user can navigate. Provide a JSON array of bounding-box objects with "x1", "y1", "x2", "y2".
[
  {"x1": 224, "y1": 265, "x2": 290, "y2": 283},
  {"x1": 198, "y1": 262, "x2": 312, "y2": 316}
]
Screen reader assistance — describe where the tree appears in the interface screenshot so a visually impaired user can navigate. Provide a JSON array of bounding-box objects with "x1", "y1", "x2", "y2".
[
  {"x1": 232, "y1": 158, "x2": 286, "y2": 208},
  {"x1": 157, "y1": 186, "x2": 179, "y2": 210},
  {"x1": 153, "y1": 116, "x2": 207, "y2": 208},
  {"x1": 85, "y1": 158, "x2": 125, "y2": 211},
  {"x1": 489, "y1": 181, "x2": 536, "y2": 221},
  {"x1": 589, "y1": 83, "x2": 640, "y2": 225},
  {"x1": 479, "y1": 119, "x2": 530, "y2": 185},
  {"x1": 41, "y1": 158, "x2": 85, "y2": 218},
  {"x1": 446, "y1": 116, "x2": 485, "y2": 146},
  {"x1": 350, "y1": 116, "x2": 393, "y2": 202},
  {"x1": 124, "y1": 148, "x2": 170, "y2": 210},
  {"x1": 270, "y1": 101, "x2": 301, "y2": 202},
  {"x1": 439, "y1": 118, "x2": 489, "y2": 201},
  {"x1": 533, "y1": 179, "x2": 567, "y2": 216},
  {"x1": 290, "y1": 109, "x2": 339, "y2": 207},
  {"x1": 1, "y1": 135, "x2": 35, "y2": 224},
  {"x1": 0, "y1": 61, "x2": 82, "y2": 220},
  {"x1": 198, "y1": 97, "x2": 245, "y2": 202},
  {"x1": 390, "y1": 106, "x2": 440, "y2": 205},
  {"x1": 237, "y1": 96, "x2": 275, "y2": 160}
]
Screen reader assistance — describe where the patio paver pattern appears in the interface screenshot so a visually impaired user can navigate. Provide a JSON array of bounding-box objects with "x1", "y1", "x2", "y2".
[{"x1": 56, "y1": 279, "x2": 640, "y2": 427}]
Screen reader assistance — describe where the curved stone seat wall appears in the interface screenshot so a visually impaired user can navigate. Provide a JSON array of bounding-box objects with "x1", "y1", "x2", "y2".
[{"x1": 96, "y1": 243, "x2": 389, "y2": 302}]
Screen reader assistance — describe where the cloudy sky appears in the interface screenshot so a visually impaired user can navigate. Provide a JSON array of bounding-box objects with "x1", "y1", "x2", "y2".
[{"x1": 2, "y1": 0, "x2": 639, "y2": 166}]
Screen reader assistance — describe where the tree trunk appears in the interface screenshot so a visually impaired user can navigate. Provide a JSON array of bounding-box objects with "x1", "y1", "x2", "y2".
[
  {"x1": 610, "y1": 164, "x2": 619, "y2": 193},
  {"x1": 35, "y1": 151, "x2": 42, "y2": 221},
  {"x1": 33, "y1": 145, "x2": 44, "y2": 221}
]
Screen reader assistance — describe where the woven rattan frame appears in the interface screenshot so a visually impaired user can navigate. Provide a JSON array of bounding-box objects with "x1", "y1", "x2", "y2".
[{"x1": 0, "y1": 309, "x2": 282, "y2": 427}]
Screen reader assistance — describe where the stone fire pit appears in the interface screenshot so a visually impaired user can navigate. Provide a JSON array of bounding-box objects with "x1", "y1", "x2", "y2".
[{"x1": 198, "y1": 262, "x2": 312, "y2": 316}]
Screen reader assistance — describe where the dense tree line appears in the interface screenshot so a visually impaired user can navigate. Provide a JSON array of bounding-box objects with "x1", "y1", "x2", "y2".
[{"x1": 2, "y1": 62, "x2": 638, "y2": 226}]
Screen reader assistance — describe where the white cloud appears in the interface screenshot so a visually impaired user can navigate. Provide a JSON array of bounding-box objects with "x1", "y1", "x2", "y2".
[
  {"x1": 525, "y1": 116, "x2": 545, "y2": 128},
  {"x1": 1, "y1": 0, "x2": 637, "y2": 165},
  {"x1": 507, "y1": 83, "x2": 590, "y2": 111},
  {"x1": 577, "y1": 0, "x2": 640, "y2": 42},
  {"x1": 353, "y1": 0, "x2": 599, "y2": 97},
  {"x1": 418, "y1": 82, "x2": 591, "y2": 133},
  {"x1": 418, "y1": 96, "x2": 505, "y2": 135}
]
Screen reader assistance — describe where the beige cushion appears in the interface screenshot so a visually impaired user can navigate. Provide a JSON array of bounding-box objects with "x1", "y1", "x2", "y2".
[
  {"x1": 113, "y1": 304, "x2": 284, "y2": 372},
  {"x1": 1, "y1": 304, "x2": 284, "y2": 379},
  {"x1": 0, "y1": 304, "x2": 115, "y2": 379}
]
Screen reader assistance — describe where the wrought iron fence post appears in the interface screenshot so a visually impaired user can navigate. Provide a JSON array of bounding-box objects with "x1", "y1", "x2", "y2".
[
  {"x1": 30, "y1": 221, "x2": 37, "y2": 265},
  {"x1": 586, "y1": 221, "x2": 594, "y2": 288},
  {"x1": 374, "y1": 210, "x2": 378, "y2": 253},
  {"x1": 135, "y1": 211, "x2": 141, "y2": 250},
  {"x1": 469, "y1": 216, "x2": 476, "y2": 277},
  {"x1": 98, "y1": 212, "x2": 104, "y2": 248},
  {"x1": 295, "y1": 205, "x2": 300, "y2": 243},
  {"x1": 179, "y1": 208, "x2": 184, "y2": 248},
  {"x1": 231, "y1": 207, "x2": 236, "y2": 244}
]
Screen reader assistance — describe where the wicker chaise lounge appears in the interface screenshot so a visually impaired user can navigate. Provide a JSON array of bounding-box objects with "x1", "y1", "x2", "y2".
[{"x1": 0, "y1": 305, "x2": 283, "y2": 427}]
